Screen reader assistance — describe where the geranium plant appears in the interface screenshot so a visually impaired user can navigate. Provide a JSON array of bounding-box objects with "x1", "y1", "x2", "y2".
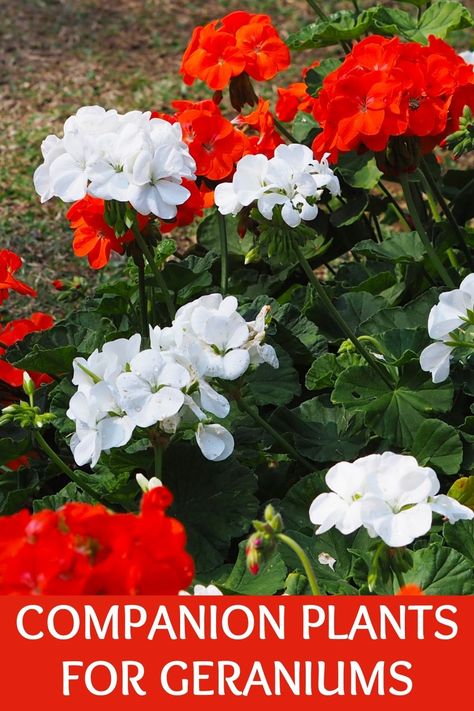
[{"x1": 1, "y1": 0, "x2": 474, "y2": 596}]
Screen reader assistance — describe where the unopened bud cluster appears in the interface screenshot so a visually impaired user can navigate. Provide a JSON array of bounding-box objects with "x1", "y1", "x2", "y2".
[{"x1": 246, "y1": 504, "x2": 283, "y2": 576}]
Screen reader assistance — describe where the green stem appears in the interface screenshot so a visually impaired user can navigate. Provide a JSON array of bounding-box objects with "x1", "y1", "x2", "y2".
[
  {"x1": 293, "y1": 243, "x2": 394, "y2": 387},
  {"x1": 34, "y1": 431, "x2": 102, "y2": 502},
  {"x1": 137, "y1": 258, "x2": 148, "y2": 337},
  {"x1": 273, "y1": 116, "x2": 299, "y2": 144},
  {"x1": 132, "y1": 224, "x2": 176, "y2": 321},
  {"x1": 236, "y1": 397, "x2": 314, "y2": 472},
  {"x1": 218, "y1": 212, "x2": 229, "y2": 296},
  {"x1": 277, "y1": 533, "x2": 321, "y2": 595},
  {"x1": 378, "y1": 181, "x2": 411, "y2": 229},
  {"x1": 368, "y1": 541, "x2": 386, "y2": 592},
  {"x1": 419, "y1": 156, "x2": 474, "y2": 270},
  {"x1": 154, "y1": 444, "x2": 163, "y2": 479},
  {"x1": 399, "y1": 173, "x2": 456, "y2": 289},
  {"x1": 394, "y1": 567, "x2": 405, "y2": 591}
]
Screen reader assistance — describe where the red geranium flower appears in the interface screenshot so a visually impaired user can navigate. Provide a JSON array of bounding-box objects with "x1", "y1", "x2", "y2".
[
  {"x1": 311, "y1": 34, "x2": 474, "y2": 161},
  {"x1": 181, "y1": 22, "x2": 246, "y2": 91},
  {"x1": 0, "y1": 313, "x2": 54, "y2": 388},
  {"x1": 0, "y1": 250, "x2": 37, "y2": 305},
  {"x1": 66, "y1": 196, "x2": 148, "y2": 270},
  {"x1": 237, "y1": 98, "x2": 283, "y2": 158},
  {"x1": 235, "y1": 22, "x2": 290, "y2": 82},
  {"x1": 0, "y1": 487, "x2": 194, "y2": 595},
  {"x1": 180, "y1": 11, "x2": 289, "y2": 92},
  {"x1": 174, "y1": 100, "x2": 248, "y2": 180}
]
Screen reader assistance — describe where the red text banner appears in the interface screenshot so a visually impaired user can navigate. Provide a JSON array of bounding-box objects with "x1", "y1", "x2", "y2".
[{"x1": 0, "y1": 596, "x2": 471, "y2": 710}]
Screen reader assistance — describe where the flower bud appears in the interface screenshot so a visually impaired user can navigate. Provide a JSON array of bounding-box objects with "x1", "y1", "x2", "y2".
[{"x1": 22, "y1": 372, "x2": 35, "y2": 398}]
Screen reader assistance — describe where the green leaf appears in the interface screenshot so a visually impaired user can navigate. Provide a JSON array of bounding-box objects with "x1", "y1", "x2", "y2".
[
  {"x1": 270, "y1": 397, "x2": 369, "y2": 463},
  {"x1": 353, "y1": 232, "x2": 426, "y2": 263},
  {"x1": 371, "y1": 2, "x2": 474, "y2": 42},
  {"x1": 370, "y1": 7, "x2": 417, "y2": 38},
  {"x1": 363, "y1": 288, "x2": 440, "y2": 334},
  {"x1": 280, "y1": 471, "x2": 326, "y2": 533},
  {"x1": 305, "y1": 58, "x2": 340, "y2": 96},
  {"x1": 413, "y1": 1, "x2": 474, "y2": 42},
  {"x1": 197, "y1": 210, "x2": 252, "y2": 256},
  {"x1": 291, "y1": 112, "x2": 319, "y2": 143},
  {"x1": 33, "y1": 482, "x2": 94, "y2": 511},
  {"x1": 411, "y1": 419, "x2": 463, "y2": 475},
  {"x1": 330, "y1": 192, "x2": 368, "y2": 227},
  {"x1": 335, "y1": 291, "x2": 386, "y2": 335},
  {"x1": 287, "y1": 9, "x2": 376, "y2": 49},
  {"x1": 377, "y1": 328, "x2": 428, "y2": 366},
  {"x1": 244, "y1": 347, "x2": 300, "y2": 406},
  {"x1": 163, "y1": 445, "x2": 258, "y2": 574},
  {"x1": 332, "y1": 364, "x2": 454, "y2": 447},
  {"x1": 337, "y1": 152, "x2": 383, "y2": 190},
  {"x1": 223, "y1": 542, "x2": 287, "y2": 595},
  {"x1": 447, "y1": 476, "x2": 474, "y2": 509},
  {"x1": 443, "y1": 520, "x2": 474, "y2": 565},
  {"x1": 6, "y1": 311, "x2": 115, "y2": 375},
  {"x1": 306, "y1": 353, "x2": 339, "y2": 390},
  {"x1": 279, "y1": 530, "x2": 358, "y2": 594},
  {"x1": 0, "y1": 434, "x2": 31, "y2": 466},
  {"x1": 401, "y1": 545, "x2": 474, "y2": 594}
]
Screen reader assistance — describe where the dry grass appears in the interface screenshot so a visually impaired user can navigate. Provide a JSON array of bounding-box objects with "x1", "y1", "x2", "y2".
[{"x1": 0, "y1": 0, "x2": 320, "y2": 312}]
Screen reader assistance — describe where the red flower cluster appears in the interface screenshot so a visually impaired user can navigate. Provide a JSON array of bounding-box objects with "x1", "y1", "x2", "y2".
[
  {"x1": 181, "y1": 11, "x2": 290, "y2": 91},
  {"x1": 312, "y1": 35, "x2": 474, "y2": 160},
  {"x1": 66, "y1": 196, "x2": 146, "y2": 270},
  {"x1": 236, "y1": 98, "x2": 283, "y2": 158},
  {"x1": 0, "y1": 313, "x2": 54, "y2": 389},
  {"x1": 276, "y1": 61, "x2": 319, "y2": 123},
  {"x1": 0, "y1": 250, "x2": 37, "y2": 305},
  {"x1": 0, "y1": 486, "x2": 194, "y2": 594}
]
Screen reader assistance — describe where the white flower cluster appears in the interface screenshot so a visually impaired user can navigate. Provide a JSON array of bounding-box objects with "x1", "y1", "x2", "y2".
[
  {"x1": 214, "y1": 144, "x2": 340, "y2": 228},
  {"x1": 67, "y1": 294, "x2": 278, "y2": 467},
  {"x1": 309, "y1": 452, "x2": 473, "y2": 548},
  {"x1": 460, "y1": 50, "x2": 474, "y2": 65},
  {"x1": 420, "y1": 274, "x2": 474, "y2": 383},
  {"x1": 34, "y1": 105, "x2": 196, "y2": 218}
]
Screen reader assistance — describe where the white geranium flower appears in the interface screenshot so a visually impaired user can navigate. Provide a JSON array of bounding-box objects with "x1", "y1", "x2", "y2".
[
  {"x1": 195, "y1": 423, "x2": 234, "y2": 461},
  {"x1": 215, "y1": 143, "x2": 340, "y2": 228},
  {"x1": 136, "y1": 473, "x2": 162, "y2": 492},
  {"x1": 309, "y1": 456, "x2": 374, "y2": 535},
  {"x1": 34, "y1": 107, "x2": 196, "y2": 217},
  {"x1": 102, "y1": 334, "x2": 142, "y2": 370},
  {"x1": 309, "y1": 452, "x2": 474, "y2": 548},
  {"x1": 420, "y1": 274, "x2": 474, "y2": 382},
  {"x1": 360, "y1": 454, "x2": 436, "y2": 547},
  {"x1": 460, "y1": 50, "x2": 474, "y2": 65},
  {"x1": 116, "y1": 349, "x2": 190, "y2": 428},
  {"x1": 419, "y1": 341, "x2": 453, "y2": 384},
  {"x1": 244, "y1": 304, "x2": 279, "y2": 368},
  {"x1": 68, "y1": 387, "x2": 134, "y2": 467},
  {"x1": 429, "y1": 495, "x2": 474, "y2": 523},
  {"x1": 174, "y1": 294, "x2": 251, "y2": 380},
  {"x1": 179, "y1": 584, "x2": 223, "y2": 596},
  {"x1": 33, "y1": 135, "x2": 67, "y2": 203},
  {"x1": 72, "y1": 349, "x2": 121, "y2": 392}
]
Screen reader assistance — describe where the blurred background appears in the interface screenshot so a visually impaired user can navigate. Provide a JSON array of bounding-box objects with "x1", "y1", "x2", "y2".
[
  {"x1": 0, "y1": 0, "x2": 346, "y2": 309},
  {"x1": 1, "y1": 0, "x2": 470, "y2": 310}
]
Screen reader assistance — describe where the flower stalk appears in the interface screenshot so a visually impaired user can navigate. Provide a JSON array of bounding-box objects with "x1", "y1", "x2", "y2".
[
  {"x1": 399, "y1": 173, "x2": 456, "y2": 289},
  {"x1": 132, "y1": 223, "x2": 176, "y2": 321},
  {"x1": 292, "y1": 242, "x2": 394, "y2": 387},
  {"x1": 236, "y1": 396, "x2": 314, "y2": 471},
  {"x1": 217, "y1": 212, "x2": 229, "y2": 295}
]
